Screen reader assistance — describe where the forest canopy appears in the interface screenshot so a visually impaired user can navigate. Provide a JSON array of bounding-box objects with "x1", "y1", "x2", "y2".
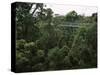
[{"x1": 15, "y1": 2, "x2": 97, "y2": 72}]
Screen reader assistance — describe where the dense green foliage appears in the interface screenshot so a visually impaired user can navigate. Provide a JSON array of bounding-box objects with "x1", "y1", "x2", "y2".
[{"x1": 15, "y1": 2, "x2": 97, "y2": 72}]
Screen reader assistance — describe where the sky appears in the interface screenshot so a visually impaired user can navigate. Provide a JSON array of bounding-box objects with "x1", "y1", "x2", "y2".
[{"x1": 44, "y1": 3, "x2": 97, "y2": 16}]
